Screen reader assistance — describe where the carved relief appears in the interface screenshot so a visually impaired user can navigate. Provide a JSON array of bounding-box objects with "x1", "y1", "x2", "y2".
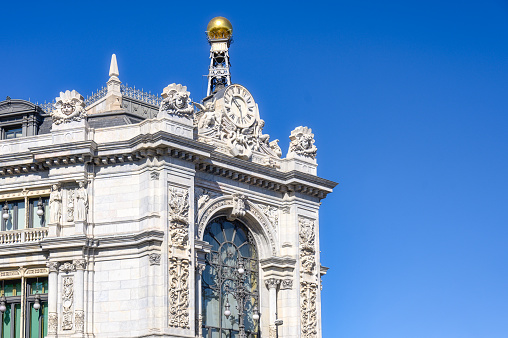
[
  {"x1": 51, "y1": 90, "x2": 86, "y2": 125},
  {"x1": 228, "y1": 193, "x2": 247, "y2": 221},
  {"x1": 168, "y1": 257, "x2": 190, "y2": 329},
  {"x1": 300, "y1": 281, "x2": 318, "y2": 338},
  {"x1": 75, "y1": 181, "x2": 88, "y2": 222},
  {"x1": 269, "y1": 139, "x2": 282, "y2": 158},
  {"x1": 168, "y1": 187, "x2": 190, "y2": 249},
  {"x1": 75, "y1": 310, "x2": 84, "y2": 333},
  {"x1": 299, "y1": 217, "x2": 316, "y2": 274},
  {"x1": 67, "y1": 190, "x2": 75, "y2": 222},
  {"x1": 195, "y1": 188, "x2": 221, "y2": 212},
  {"x1": 49, "y1": 184, "x2": 62, "y2": 224},
  {"x1": 269, "y1": 325, "x2": 277, "y2": 338},
  {"x1": 257, "y1": 203, "x2": 279, "y2": 232},
  {"x1": 149, "y1": 253, "x2": 161, "y2": 265},
  {"x1": 150, "y1": 171, "x2": 160, "y2": 180},
  {"x1": 74, "y1": 259, "x2": 87, "y2": 270},
  {"x1": 46, "y1": 261, "x2": 59, "y2": 273},
  {"x1": 159, "y1": 83, "x2": 194, "y2": 119},
  {"x1": 48, "y1": 313, "x2": 58, "y2": 334},
  {"x1": 288, "y1": 126, "x2": 318, "y2": 159},
  {"x1": 62, "y1": 276, "x2": 74, "y2": 330},
  {"x1": 265, "y1": 278, "x2": 280, "y2": 290}
]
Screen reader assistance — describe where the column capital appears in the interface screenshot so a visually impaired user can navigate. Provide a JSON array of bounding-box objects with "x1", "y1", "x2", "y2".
[
  {"x1": 46, "y1": 261, "x2": 59, "y2": 273},
  {"x1": 265, "y1": 278, "x2": 280, "y2": 290},
  {"x1": 73, "y1": 259, "x2": 87, "y2": 270}
]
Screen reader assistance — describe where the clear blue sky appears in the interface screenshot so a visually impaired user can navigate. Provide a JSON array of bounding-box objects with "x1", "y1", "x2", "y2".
[{"x1": 2, "y1": 1, "x2": 507, "y2": 337}]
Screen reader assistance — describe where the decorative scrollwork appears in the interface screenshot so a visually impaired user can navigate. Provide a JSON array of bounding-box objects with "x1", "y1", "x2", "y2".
[
  {"x1": 168, "y1": 187, "x2": 190, "y2": 250},
  {"x1": 168, "y1": 257, "x2": 190, "y2": 329},
  {"x1": 300, "y1": 281, "x2": 318, "y2": 338},
  {"x1": 62, "y1": 276, "x2": 74, "y2": 330},
  {"x1": 299, "y1": 217, "x2": 316, "y2": 274}
]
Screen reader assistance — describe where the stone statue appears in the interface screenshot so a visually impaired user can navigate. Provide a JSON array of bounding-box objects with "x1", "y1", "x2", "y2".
[
  {"x1": 49, "y1": 184, "x2": 62, "y2": 223},
  {"x1": 75, "y1": 181, "x2": 88, "y2": 222}
]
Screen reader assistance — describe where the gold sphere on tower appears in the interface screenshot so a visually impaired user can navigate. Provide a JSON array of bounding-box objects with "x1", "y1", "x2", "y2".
[{"x1": 207, "y1": 16, "x2": 233, "y2": 39}]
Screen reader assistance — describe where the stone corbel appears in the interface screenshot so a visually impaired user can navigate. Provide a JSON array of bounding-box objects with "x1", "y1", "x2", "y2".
[{"x1": 227, "y1": 193, "x2": 247, "y2": 221}]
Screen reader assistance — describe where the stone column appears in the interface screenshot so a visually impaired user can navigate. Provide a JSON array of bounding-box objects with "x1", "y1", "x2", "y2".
[
  {"x1": 74, "y1": 259, "x2": 86, "y2": 335},
  {"x1": 196, "y1": 263, "x2": 206, "y2": 337},
  {"x1": 265, "y1": 278, "x2": 280, "y2": 338},
  {"x1": 46, "y1": 261, "x2": 59, "y2": 337}
]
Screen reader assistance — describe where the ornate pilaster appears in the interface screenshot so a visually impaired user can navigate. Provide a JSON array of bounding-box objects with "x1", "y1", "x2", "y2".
[
  {"x1": 265, "y1": 278, "x2": 280, "y2": 338},
  {"x1": 74, "y1": 259, "x2": 86, "y2": 334},
  {"x1": 46, "y1": 261, "x2": 59, "y2": 336},
  {"x1": 168, "y1": 187, "x2": 191, "y2": 330},
  {"x1": 299, "y1": 217, "x2": 319, "y2": 338}
]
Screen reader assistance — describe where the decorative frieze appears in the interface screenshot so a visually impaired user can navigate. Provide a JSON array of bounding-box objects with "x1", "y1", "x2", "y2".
[
  {"x1": 300, "y1": 281, "x2": 318, "y2": 338},
  {"x1": 59, "y1": 262, "x2": 76, "y2": 274},
  {"x1": 168, "y1": 257, "x2": 190, "y2": 329},
  {"x1": 62, "y1": 276, "x2": 74, "y2": 330},
  {"x1": 75, "y1": 310, "x2": 84, "y2": 333},
  {"x1": 168, "y1": 187, "x2": 190, "y2": 250},
  {"x1": 48, "y1": 313, "x2": 58, "y2": 334}
]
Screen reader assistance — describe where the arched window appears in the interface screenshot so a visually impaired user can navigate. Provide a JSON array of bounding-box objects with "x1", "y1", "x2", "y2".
[{"x1": 202, "y1": 217, "x2": 260, "y2": 337}]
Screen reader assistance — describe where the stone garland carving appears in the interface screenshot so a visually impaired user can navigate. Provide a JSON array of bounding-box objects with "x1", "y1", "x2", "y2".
[
  {"x1": 227, "y1": 193, "x2": 247, "y2": 221},
  {"x1": 48, "y1": 313, "x2": 58, "y2": 334},
  {"x1": 288, "y1": 126, "x2": 317, "y2": 160},
  {"x1": 51, "y1": 90, "x2": 86, "y2": 125},
  {"x1": 299, "y1": 218, "x2": 316, "y2": 274},
  {"x1": 49, "y1": 184, "x2": 62, "y2": 224},
  {"x1": 168, "y1": 186, "x2": 191, "y2": 329},
  {"x1": 62, "y1": 276, "x2": 74, "y2": 330},
  {"x1": 168, "y1": 257, "x2": 190, "y2": 329},
  {"x1": 149, "y1": 253, "x2": 161, "y2": 265},
  {"x1": 159, "y1": 83, "x2": 194, "y2": 119},
  {"x1": 67, "y1": 190, "x2": 75, "y2": 222},
  {"x1": 75, "y1": 181, "x2": 88, "y2": 222},
  {"x1": 75, "y1": 310, "x2": 84, "y2": 333},
  {"x1": 300, "y1": 281, "x2": 318, "y2": 338}
]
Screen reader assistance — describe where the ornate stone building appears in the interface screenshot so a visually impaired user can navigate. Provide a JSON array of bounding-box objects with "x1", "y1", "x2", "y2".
[{"x1": 0, "y1": 17, "x2": 336, "y2": 338}]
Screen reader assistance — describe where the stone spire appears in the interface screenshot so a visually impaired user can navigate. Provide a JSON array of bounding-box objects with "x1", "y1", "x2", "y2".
[
  {"x1": 109, "y1": 54, "x2": 119, "y2": 78},
  {"x1": 106, "y1": 54, "x2": 122, "y2": 111}
]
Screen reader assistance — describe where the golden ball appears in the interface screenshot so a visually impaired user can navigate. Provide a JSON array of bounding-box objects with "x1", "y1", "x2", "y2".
[{"x1": 207, "y1": 16, "x2": 233, "y2": 39}]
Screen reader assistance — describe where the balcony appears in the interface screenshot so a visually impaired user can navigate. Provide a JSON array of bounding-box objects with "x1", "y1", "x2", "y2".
[{"x1": 0, "y1": 227, "x2": 48, "y2": 245}]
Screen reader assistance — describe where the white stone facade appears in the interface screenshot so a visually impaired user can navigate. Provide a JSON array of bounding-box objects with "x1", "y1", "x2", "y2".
[{"x1": 0, "y1": 29, "x2": 336, "y2": 338}]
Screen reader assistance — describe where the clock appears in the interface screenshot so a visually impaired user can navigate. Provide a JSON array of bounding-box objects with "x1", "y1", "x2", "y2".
[{"x1": 223, "y1": 84, "x2": 256, "y2": 128}]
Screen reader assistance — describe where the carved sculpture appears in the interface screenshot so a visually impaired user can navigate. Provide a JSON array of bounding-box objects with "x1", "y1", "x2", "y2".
[
  {"x1": 149, "y1": 253, "x2": 161, "y2": 265},
  {"x1": 269, "y1": 139, "x2": 282, "y2": 158},
  {"x1": 159, "y1": 83, "x2": 194, "y2": 119},
  {"x1": 75, "y1": 310, "x2": 84, "y2": 333},
  {"x1": 51, "y1": 90, "x2": 86, "y2": 125},
  {"x1": 49, "y1": 184, "x2": 62, "y2": 224},
  {"x1": 75, "y1": 181, "x2": 88, "y2": 222},
  {"x1": 48, "y1": 313, "x2": 58, "y2": 334},
  {"x1": 228, "y1": 193, "x2": 247, "y2": 221},
  {"x1": 288, "y1": 126, "x2": 318, "y2": 159},
  {"x1": 62, "y1": 276, "x2": 74, "y2": 330},
  {"x1": 195, "y1": 188, "x2": 221, "y2": 212},
  {"x1": 257, "y1": 204, "x2": 279, "y2": 232}
]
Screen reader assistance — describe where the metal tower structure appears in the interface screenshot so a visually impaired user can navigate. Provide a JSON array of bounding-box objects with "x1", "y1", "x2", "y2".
[{"x1": 206, "y1": 17, "x2": 233, "y2": 97}]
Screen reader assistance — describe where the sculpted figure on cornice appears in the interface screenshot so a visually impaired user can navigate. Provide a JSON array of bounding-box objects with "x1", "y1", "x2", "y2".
[
  {"x1": 288, "y1": 126, "x2": 318, "y2": 160},
  {"x1": 49, "y1": 184, "x2": 62, "y2": 224},
  {"x1": 159, "y1": 83, "x2": 194, "y2": 119},
  {"x1": 51, "y1": 90, "x2": 86, "y2": 125}
]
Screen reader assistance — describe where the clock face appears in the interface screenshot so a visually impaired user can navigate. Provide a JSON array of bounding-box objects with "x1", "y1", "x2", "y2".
[{"x1": 224, "y1": 85, "x2": 256, "y2": 128}]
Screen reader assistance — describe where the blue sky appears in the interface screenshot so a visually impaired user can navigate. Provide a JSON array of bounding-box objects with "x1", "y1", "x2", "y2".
[{"x1": 1, "y1": 1, "x2": 507, "y2": 337}]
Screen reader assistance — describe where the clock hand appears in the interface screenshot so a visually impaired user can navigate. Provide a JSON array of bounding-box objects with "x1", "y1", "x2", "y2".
[{"x1": 232, "y1": 98, "x2": 243, "y2": 118}]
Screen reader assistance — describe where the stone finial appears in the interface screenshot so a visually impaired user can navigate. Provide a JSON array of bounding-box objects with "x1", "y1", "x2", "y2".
[{"x1": 109, "y1": 54, "x2": 119, "y2": 78}]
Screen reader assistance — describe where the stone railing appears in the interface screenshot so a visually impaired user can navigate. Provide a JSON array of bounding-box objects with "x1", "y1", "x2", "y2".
[{"x1": 0, "y1": 227, "x2": 48, "y2": 245}]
